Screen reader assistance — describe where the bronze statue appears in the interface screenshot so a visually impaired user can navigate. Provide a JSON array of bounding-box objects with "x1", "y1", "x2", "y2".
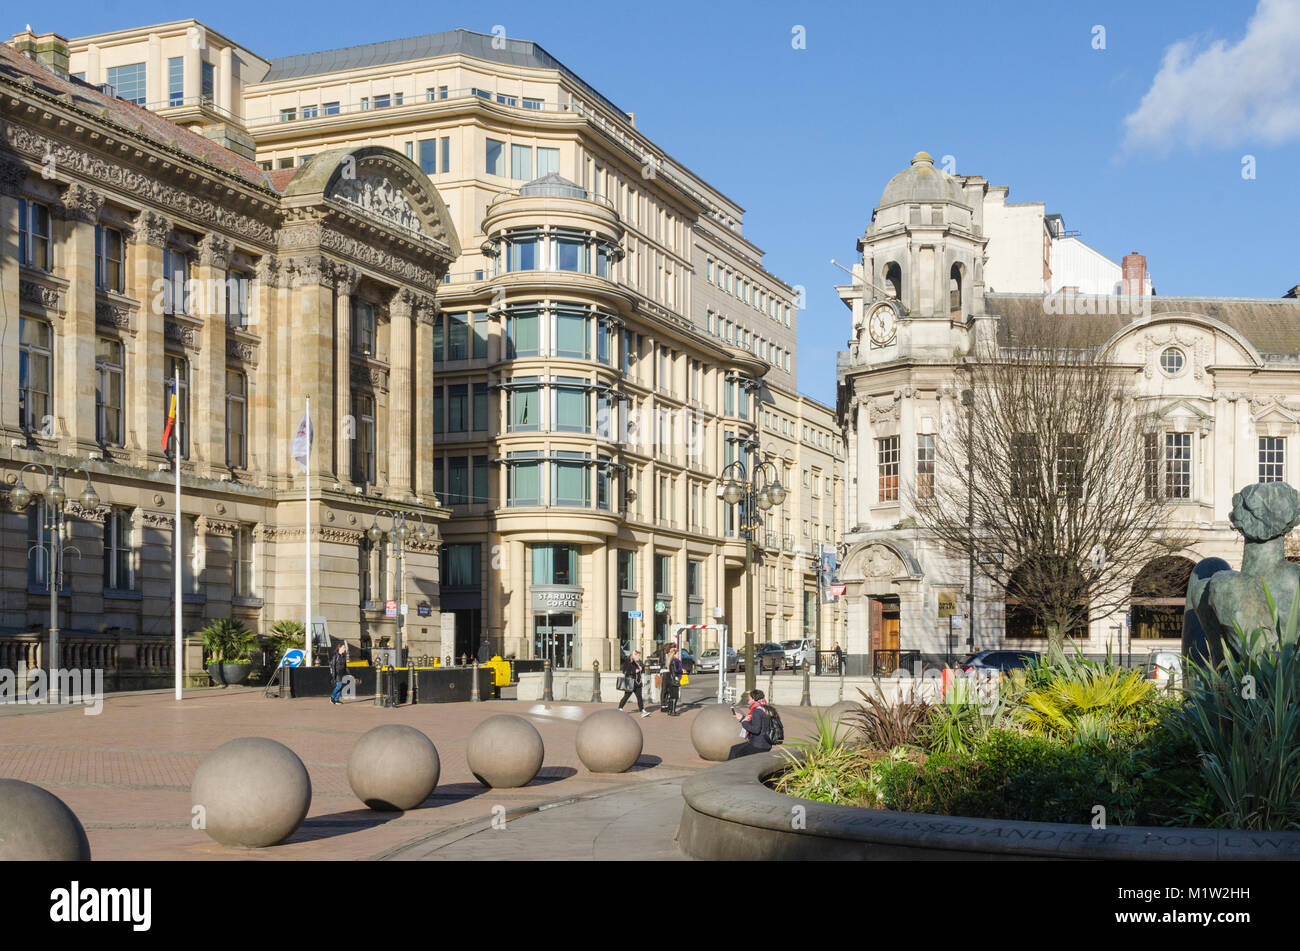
[{"x1": 1184, "y1": 482, "x2": 1300, "y2": 666}]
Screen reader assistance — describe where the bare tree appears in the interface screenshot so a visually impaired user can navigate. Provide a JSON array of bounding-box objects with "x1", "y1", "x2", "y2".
[{"x1": 916, "y1": 314, "x2": 1189, "y2": 661}]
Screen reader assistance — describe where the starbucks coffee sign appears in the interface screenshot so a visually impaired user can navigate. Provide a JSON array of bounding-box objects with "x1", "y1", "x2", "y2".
[{"x1": 531, "y1": 586, "x2": 582, "y2": 611}]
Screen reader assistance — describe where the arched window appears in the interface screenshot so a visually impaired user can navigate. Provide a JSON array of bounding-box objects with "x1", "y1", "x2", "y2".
[
  {"x1": 884, "y1": 262, "x2": 902, "y2": 301},
  {"x1": 1004, "y1": 559, "x2": 1089, "y2": 640},
  {"x1": 950, "y1": 263, "x2": 964, "y2": 318},
  {"x1": 1130, "y1": 556, "x2": 1195, "y2": 640}
]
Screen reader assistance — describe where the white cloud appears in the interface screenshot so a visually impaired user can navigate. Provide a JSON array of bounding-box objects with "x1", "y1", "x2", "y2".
[{"x1": 1122, "y1": 0, "x2": 1300, "y2": 153}]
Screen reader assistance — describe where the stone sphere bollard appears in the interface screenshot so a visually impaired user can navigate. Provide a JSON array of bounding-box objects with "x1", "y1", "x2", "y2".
[
  {"x1": 0, "y1": 779, "x2": 91, "y2": 860},
  {"x1": 691, "y1": 703, "x2": 742, "y2": 761},
  {"x1": 824, "y1": 700, "x2": 863, "y2": 743},
  {"x1": 348, "y1": 724, "x2": 441, "y2": 811},
  {"x1": 191, "y1": 737, "x2": 312, "y2": 848},
  {"x1": 575, "y1": 709, "x2": 643, "y2": 773},
  {"x1": 466, "y1": 714, "x2": 544, "y2": 788}
]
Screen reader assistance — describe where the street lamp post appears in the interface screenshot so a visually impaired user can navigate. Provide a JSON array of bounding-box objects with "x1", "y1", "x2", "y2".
[
  {"x1": 10, "y1": 463, "x2": 99, "y2": 702},
  {"x1": 720, "y1": 442, "x2": 786, "y2": 694},
  {"x1": 367, "y1": 510, "x2": 429, "y2": 672}
]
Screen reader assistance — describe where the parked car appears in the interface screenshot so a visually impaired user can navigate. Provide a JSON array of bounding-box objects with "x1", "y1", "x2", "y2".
[
  {"x1": 696, "y1": 647, "x2": 739, "y2": 673},
  {"x1": 781, "y1": 638, "x2": 816, "y2": 670},
  {"x1": 755, "y1": 642, "x2": 787, "y2": 671},
  {"x1": 959, "y1": 650, "x2": 1042, "y2": 673},
  {"x1": 1142, "y1": 649, "x2": 1183, "y2": 688}
]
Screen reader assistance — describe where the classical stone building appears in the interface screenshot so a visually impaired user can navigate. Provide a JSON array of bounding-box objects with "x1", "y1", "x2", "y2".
[
  {"x1": 0, "y1": 36, "x2": 459, "y2": 685},
  {"x1": 7, "y1": 22, "x2": 845, "y2": 671},
  {"x1": 835, "y1": 151, "x2": 1300, "y2": 673}
]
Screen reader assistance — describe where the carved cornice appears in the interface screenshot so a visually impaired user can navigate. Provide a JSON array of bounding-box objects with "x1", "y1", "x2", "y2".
[
  {"x1": 19, "y1": 278, "x2": 64, "y2": 314},
  {"x1": 261, "y1": 526, "x2": 365, "y2": 545},
  {"x1": 332, "y1": 263, "x2": 360, "y2": 296},
  {"x1": 351, "y1": 360, "x2": 389, "y2": 392},
  {"x1": 254, "y1": 254, "x2": 279, "y2": 284},
  {"x1": 203, "y1": 519, "x2": 239, "y2": 537},
  {"x1": 415, "y1": 296, "x2": 438, "y2": 326},
  {"x1": 66, "y1": 502, "x2": 106, "y2": 524},
  {"x1": 286, "y1": 255, "x2": 334, "y2": 289},
  {"x1": 164, "y1": 320, "x2": 200, "y2": 350},
  {"x1": 96, "y1": 297, "x2": 135, "y2": 333},
  {"x1": 141, "y1": 511, "x2": 175, "y2": 530},
  {"x1": 319, "y1": 229, "x2": 438, "y2": 290},
  {"x1": 132, "y1": 209, "x2": 173, "y2": 248},
  {"x1": 1, "y1": 125, "x2": 277, "y2": 245},
  {"x1": 226, "y1": 336, "x2": 258, "y2": 366},
  {"x1": 198, "y1": 233, "x2": 233, "y2": 270},
  {"x1": 58, "y1": 182, "x2": 103, "y2": 223}
]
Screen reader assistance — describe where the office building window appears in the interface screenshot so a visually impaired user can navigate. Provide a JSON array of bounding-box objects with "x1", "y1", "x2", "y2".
[
  {"x1": 442, "y1": 543, "x2": 482, "y2": 586},
  {"x1": 432, "y1": 387, "x2": 445, "y2": 435},
  {"x1": 473, "y1": 383, "x2": 489, "y2": 431},
  {"x1": 553, "y1": 378, "x2": 588, "y2": 432},
  {"x1": 103, "y1": 508, "x2": 133, "y2": 591},
  {"x1": 225, "y1": 370, "x2": 247, "y2": 469},
  {"x1": 655, "y1": 554, "x2": 672, "y2": 595},
  {"x1": 301, "y1": 105, "x2": 318, "y2": 119},
  {"x1": 94, "y1": 337, "x2": 125, "y2": 447},
  {"x1": 618, "y1": 550, "x2": 636, "y2": 591},
  {"x1": 536, "y1": 147, "x2": 560, "y2": 177},
  {"x1": 485, "y1": 138, "x2": 505, "y2": 176},
  {"x1": 532, "y1": 543, "x2": 577, "y2": 585},
  {"x1": 280, "y1": 108, "x2": 297, "y2": 122},
  {"x1": 473, "y1": 454, "x2": 489, "y2": 504},
  {"x1": 163, "y1": 249, "x2": 189, "y2": 315},
  {"x1": 106, "y1": 63, "x2": 146, "y2": 104},
  {"x1": 877, "y1": 436, "x2": 899, "y2": 502},
  {"x1": 201, "y1": 61, "x2": 215, "y2": 101},
  {"x1": 472, "y1": 313, "x2": 488, "y2": 359},
  {"x1": 18, "y1": 317, "x2": 52, "y2": 435},
  {"x1": 511, "y1": 143, "x2": 532, "y2": 180},
  {"x1": 232, "y1": 524, "x2": 254, "y2": 598},
  {"x1": 95, "y1": 225, "x2": 125, "y2": 292},
  {"x1": 167, "y1": 56, "x2": 183, "y2": 106},
  {"x1": 497, "y1": 93, "x2": 518, "y2": 106},
  {"x1": 373, "y1": 94, "x2": 390, "y2": 109},
  {"x1": 1261, "y1": 437, "x2": 1286, "y2": 483},
  {"x1": 440, "y1": 137, "x2": 451, "y2": 174},
  {"x1": 507, "y1": 453, "x2": 542, "y2": 506},
  {"x1": 553, "y1": 452, "x2": 589, "y2": 507},
  {"x1": 917, "y1": 434, "x2": 935, "y2": 499},
  {"x1": 323, "y1": 101, "x2": 340, "y2": 115},
  {"x1": 1165, "y1": 432, "x2": 1192, "y2": 499},
  {"x1": 351, "y1": 300, "x2": 376, "y2": 355},
  {"x1": 553, "y1": 311, "x2": 588, "y2": 359},
  {"x1": 508, "y1": 379, "x2": 540, "y2": 432},
  {"x1": 448, "y1": 384, "x2": 468, "y2": 432},
  {"x1": 523, "y1": 97, "x2": 543, "y2": 110},
  {"x1": 446, "y1": 456, "x2": 469, "y2": 504},
  {"x1": 18, "y1": 199, "x2": 51, "y2": 270},
  {"x1": 352, "y1": 390, "x2": 376, "y2": 484},
  {"x1": 507, "y1": 308, "x2": 540, "y2": 357}
]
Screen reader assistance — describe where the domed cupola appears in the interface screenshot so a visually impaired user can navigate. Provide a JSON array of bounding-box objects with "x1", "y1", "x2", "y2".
[{"x1": 877, "y1": 151, "x2": 965, "y2": 209}]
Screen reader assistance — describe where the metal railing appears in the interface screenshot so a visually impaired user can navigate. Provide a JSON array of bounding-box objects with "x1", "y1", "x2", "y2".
[{"x1": 873, "y1": 649, "x2": 923, "y2": 676}]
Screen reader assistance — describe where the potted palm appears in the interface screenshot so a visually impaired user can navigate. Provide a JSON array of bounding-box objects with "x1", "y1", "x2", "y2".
[
  {"x1": 260, "y1": 619, "x2": 306, "y2": 671},
  {"x1": 202, "y1": 618, "x2": 257, "y2": 686}
]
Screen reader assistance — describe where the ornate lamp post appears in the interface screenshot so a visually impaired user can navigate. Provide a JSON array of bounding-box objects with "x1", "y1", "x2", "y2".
[
  {"x1": 720, "y1": 444, "x2": 786, "y2": 693},
  {"x1": 366, "y1": 510, "x2": 429, "y2": 667},
  {"x1": 10, "y1": 463, "x2": 99, "y2": 701}
]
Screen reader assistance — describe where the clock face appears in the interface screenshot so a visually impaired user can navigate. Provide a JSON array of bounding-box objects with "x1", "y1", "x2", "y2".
[{"x1": 867, "y1": 302, "x2": 897, "y2": 346}]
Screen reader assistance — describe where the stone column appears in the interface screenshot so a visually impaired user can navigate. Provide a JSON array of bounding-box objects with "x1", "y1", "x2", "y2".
[
  {"x1": 857, "y1": 398, "x2": 871, "y2": 527},
  {"x1": 587, "y1": 542, "x2": 610, "y2": 669},
  {"x1": 413, "y1": 297, "x2": 436, "y2": 498},
  {"x1": 196, "y1": 233, "x2": 230, "y2": 476},
  {"x1": 286, "y1": 256, "x2": 336, "y2": 482},
  {"x1": 606, "y1": 545, "x2": 619, "y2": 660},
  {"x1": 129, "y1": 210, "x2": 171, "y2": 463},
  {"x1": 0, "y1": 159, "x2": 25, "y2": 434},
  {"x1": 508, "y1": 539, "x2": 527, "y2": 658},
  {"x1": 898, "y1": 387, "x2": 916, "y2": 521},
  {"x1": 146, "y1": 33, "x2": 163, "y2": 106},
  {"x1": 332, "y1": 266, "x2": 356, "y2": 481},
  {"x1": 57, "y1": 182, "x2": 102, "y2": 453},
  {"x1": 218, "y1": 46, "x2": 233, "y2": 113},
  {"x1": 387, "y1": 289, "x2": 415, "y2": 499},
  {"x1": 252, "y1": 256, "x2": 279, "y2": 477},
  {"x1": 182, "y1": 31, "x2": 200, "y2": 105}
]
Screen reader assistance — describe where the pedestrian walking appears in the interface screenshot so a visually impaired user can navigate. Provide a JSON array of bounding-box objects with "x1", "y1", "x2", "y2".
[
  {"x1": 617, "y1": 650, "x2": 651, "y2": 718},
  {"x1": 730, "y1": 688, "x2": 772, "y2": 757},
  {"x1": 661, "y1": 644, "x2": 683, "y2": 716},
  {"x1": 329, "y1": 643, "x2": 349, "y2": 704},
  {"x1": 833, "y1": 641, "x2": 845, "y2": 674}
]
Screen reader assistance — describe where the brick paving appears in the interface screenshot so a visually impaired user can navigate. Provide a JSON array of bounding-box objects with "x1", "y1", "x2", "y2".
[{"x1": 0, "y1": 684, "x2": 821, "y2": 860}]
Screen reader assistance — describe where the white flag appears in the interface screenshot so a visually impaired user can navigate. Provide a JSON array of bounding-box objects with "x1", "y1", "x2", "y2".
[{"x1": 291, "y1": 410, "x2": 313, "y2": 473}]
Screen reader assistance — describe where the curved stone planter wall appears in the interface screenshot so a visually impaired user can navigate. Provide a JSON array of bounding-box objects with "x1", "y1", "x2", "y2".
[{"x1": 678, "y1": 752, "x2": 1300, "y2": 861}]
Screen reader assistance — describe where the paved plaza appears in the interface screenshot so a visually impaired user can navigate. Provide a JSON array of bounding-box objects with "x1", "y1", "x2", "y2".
[{"x1": 0, "y1": 681, "x2": 821, "y2": 861}]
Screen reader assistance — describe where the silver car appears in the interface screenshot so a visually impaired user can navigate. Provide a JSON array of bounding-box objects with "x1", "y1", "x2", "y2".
[
  {"x1": 697, "y1": 647, "x2": 739, "y2": 673},
  {"x1": 781, "y1": 638, "x2": 816, "y2": 670}
]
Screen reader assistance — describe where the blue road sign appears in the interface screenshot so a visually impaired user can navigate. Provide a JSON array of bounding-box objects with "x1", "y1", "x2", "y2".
[
  {"x1": 628, "y1": 610, "x2": 643, "y2": 619},
  {"x1": 280, "y1": 649, "x2": 306, "y2": 668}
]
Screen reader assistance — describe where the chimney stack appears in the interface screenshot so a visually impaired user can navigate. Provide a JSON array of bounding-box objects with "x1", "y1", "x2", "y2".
[
  {"x1": 1122, "y1": 252, "x2": 1147, "y2": 297},
  {"x1": 10, "y1": 29, "x2": 70, "y2": 75}
]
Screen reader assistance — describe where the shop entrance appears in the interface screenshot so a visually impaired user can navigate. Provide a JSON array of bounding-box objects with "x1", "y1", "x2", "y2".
[{"x1": 534, "y1": 613, "x2": 578, "y2": 668}]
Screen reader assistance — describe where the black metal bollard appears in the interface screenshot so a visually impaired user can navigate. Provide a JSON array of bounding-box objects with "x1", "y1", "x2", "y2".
[
  {"x1": 591, "y1": 660, "x2": 601, "y2": 703},
  {"x1": 411, "y1": 664, "x2": 419, "y2": 706},
  {"x1": 801, "y1": 666, "x2": 811, "y2": 706},
  {"x1": 542, "y1": 659, "x2": 554, "y2": 701},
  {"x1": 471, "y1": 661, "x2": 481, "y2": 702}
]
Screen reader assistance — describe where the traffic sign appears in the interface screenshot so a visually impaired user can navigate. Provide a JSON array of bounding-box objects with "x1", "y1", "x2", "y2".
[
  {"x1": 628, "y1": 610, "x2": 643, "y2": 619},
  {"x1": 280, "y1": 649, "x2": 305, "y2": 668},
  {"x1": 385, "y1": 600, "x2": 397, "y2": 618}
]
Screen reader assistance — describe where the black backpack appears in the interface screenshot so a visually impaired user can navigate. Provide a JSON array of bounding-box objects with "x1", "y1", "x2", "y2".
[{"x1": 762, "y1": 705, "x2": 784, "y2": 745}]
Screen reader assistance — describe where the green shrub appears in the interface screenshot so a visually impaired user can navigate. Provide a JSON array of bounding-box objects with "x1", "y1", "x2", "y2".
[
  {"x1": 1011, "y1": 653, "x2": 1163, "y2": 748},
  {"x1": 851, "y1": 685, "x2": 932, "y2": 751},
  {"x1": 1171, "y1": 596, "x2": 1300, "y2": 830},
  {"x1": 200, "y1": 618, "x2": 256, "y2": 664},
  {"x1": 261, "y1": 619, "x2": 306, "y2": 664}
]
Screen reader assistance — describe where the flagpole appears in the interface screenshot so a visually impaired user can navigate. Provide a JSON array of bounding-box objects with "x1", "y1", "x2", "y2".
[
  {"x1": 304, "y1": 396, "x2": 312, "y2": 666},
  {"x1": 174, "y1": 378, "x2": 183, "y2": 700}
]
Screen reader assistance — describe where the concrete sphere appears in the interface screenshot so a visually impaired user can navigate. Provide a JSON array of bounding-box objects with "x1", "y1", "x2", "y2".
[
  {"x1": 576, "y1": 710, "x2": 643, "y2": 773},
  {"x1": 191, "y1": 737, "x2": 312, "y2": 848},
  {"x1": 466, "y1": 715, "x2": 544, "y2": 788},
  {"x1": 825, "y1": 701, "x2": 863, "y2": 743},
  {"x1": 0, "y1": 779, "x2": 91, "y2": 860},
  {"x1": 691, "y1": 703, "x2": 743, "y2": 761},
  {"x1": 348, "y1": 725, "x2": 440, "y2": 811}
]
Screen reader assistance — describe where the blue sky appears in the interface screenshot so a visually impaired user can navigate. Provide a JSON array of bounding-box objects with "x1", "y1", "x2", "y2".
[{"x1": 36, "y1": 0, "x2": 1300, "y2": 405}]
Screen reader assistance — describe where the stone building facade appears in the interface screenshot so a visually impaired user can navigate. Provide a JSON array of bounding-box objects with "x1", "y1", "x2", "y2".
[
  {"x1": 0, "y1": 38, "x2": 458, "y2": 685},
  {"x1": 835, "y1": 151, "x2": 1300, "y2": 673},
  {"x1": 48, "y1": 21, "x2": 845, "y2": 666}
]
